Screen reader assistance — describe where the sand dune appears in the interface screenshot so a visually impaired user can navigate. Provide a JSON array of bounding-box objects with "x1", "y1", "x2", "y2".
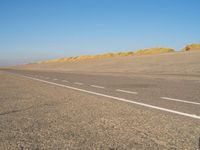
[
  {"x1": 13, "y1": 50, "x2": 200, "y2": 80},
  {"x1": 182, "y1": 44, "x2": 200, "y2": 51}
]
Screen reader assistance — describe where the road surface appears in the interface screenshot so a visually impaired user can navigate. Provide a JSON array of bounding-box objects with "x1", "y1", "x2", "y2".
[
  {"x1": 4, "y1": 69, "x2": 200, "y2": 118},
  {"x1": 0, "y1": 69, "x2": 200, "y2": 149}
]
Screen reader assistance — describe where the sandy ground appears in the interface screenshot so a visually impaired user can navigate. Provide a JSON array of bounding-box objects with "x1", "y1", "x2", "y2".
[
  {"x1": 13, "y1": 51, "x2": 200, "y2": 80},
  {"x1": 0, "y1": 71, "x2": 200, "y2": 150}
]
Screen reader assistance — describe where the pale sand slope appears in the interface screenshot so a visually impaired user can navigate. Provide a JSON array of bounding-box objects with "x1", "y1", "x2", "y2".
[{"x1": 14, "y1": 51, "x2": 200, "y2": 79}]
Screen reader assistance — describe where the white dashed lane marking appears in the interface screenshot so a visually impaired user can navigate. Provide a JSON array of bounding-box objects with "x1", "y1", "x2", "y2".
[
  {"x1": 62, "y1": 80, "x2": 69, "y2": 83},
  {"x1": 74, "y1": 82, "x2": 83, "y2": 85},
  {"x1": 116, "y1": 89, "x2": 138, "y2": 94},
  {"x1": 90, "y1": 85, "x2": 105, "y2": 89}
]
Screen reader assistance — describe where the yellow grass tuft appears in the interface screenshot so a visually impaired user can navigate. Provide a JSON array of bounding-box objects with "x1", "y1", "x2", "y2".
[
  {"x1": 182, "y1": 44, "x2": 200, "y2": 51},
  {"x1": 135, "y1": 48, "x2": 174, "y2": 55}
]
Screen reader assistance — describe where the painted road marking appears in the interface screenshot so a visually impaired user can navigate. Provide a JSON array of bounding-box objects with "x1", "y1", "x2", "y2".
[
  {"x1": 45, "y1": 77, "x2": 49, "y2": 79},
  {"x1": 161, "y1": 97, "x2": 200, "y2": 106},
  {"x1": 62, "y1": 80, "x2": 69, "y2": 83},
  {"x1": 53, "y1": 78, "x2": 58, "y2": 81},
  {"x1": 13, "y1": 74, "x2": 200, "y2": 120},
  {"x1": 74, "y1": 82, "x2": 83, "y2": 85},
  {"x1": 116, "y1": 89, "x2": 137, "y2": 94},
  {"x1": 90, "y1": 85, "x2": 105, "y2": 89}
]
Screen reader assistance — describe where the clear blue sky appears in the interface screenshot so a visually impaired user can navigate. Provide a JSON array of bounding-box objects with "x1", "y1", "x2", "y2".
[{"x1": 0, "y1": 0, "x2": 200, "y2": 66}]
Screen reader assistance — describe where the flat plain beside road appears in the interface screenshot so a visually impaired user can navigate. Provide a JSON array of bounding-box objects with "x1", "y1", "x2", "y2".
[{"x1": 0, "y1": 70, "x2": 200, "y2": 149}]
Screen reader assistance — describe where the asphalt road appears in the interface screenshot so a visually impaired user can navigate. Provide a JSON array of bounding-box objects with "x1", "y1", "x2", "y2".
[
  {"x1": 3, "y1": 69, "x2": 200, "y2": 119},
  {"x1": 1, "y1": 69, "x2": 200, "y2": 149}
]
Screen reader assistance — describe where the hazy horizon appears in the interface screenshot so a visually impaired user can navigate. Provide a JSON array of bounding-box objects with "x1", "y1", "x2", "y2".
[{"x1": 1, "y1": 0, "x2": 200, "y2": 66}]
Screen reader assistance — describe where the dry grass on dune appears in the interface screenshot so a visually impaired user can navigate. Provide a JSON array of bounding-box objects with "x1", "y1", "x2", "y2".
[
  {"x1": 40, "y1": 52, "x2": 135, "y2": 63},
  {"x1": 40, "y1": 47, "x2": 174, "y2": 64},
  {"x1": 134, "y1": 48, "x2": 174, "y2": 55},
  {"x1": 182, "y1": 44, "x2": 200, "y2": 51}
]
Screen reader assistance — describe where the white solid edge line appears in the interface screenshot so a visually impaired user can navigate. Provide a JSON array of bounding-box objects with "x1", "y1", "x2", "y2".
[
  {"x1": 62, "y1": 80, "x2": 69, "y2": 82},
  {"x1": 74, "y1": 82, "x2": 83, "y2": 85},
  {"x1": 116, "y1": 89, "x2": 137, "y2": 94},
  {"x1": 11, "y1": 74, "x2": 200, "y2": 120},
  {"x1": 90, "y1": 85, "x2": 105, "y2": 89},
  {"x1": 161, "y1": 97, "x2": 200, "y2": 106}
]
